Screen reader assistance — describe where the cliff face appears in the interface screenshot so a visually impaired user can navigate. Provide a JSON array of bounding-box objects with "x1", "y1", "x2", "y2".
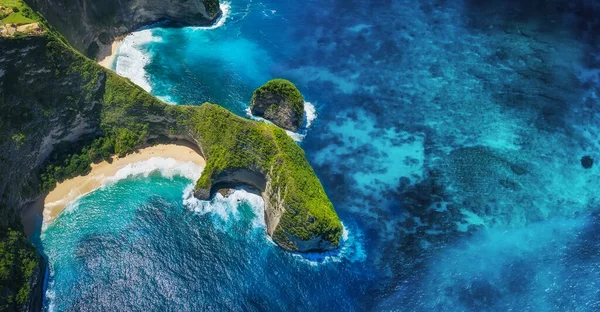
[
  {"x1": 0, "y1": 36, "x2": 105, "y2": 225},
  {"x1": 23, "y1": 0, "x2": 220, "y2": 57}
]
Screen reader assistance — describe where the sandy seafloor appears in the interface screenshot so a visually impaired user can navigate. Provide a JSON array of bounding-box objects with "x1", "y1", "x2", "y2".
[{"x1": 37, "y1": 0, "x2": 600, "y2": 311}]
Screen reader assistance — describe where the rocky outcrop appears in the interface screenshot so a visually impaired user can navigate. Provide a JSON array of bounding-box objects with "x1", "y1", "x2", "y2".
[
  {"x1": 250, "y1": 79, "x2": 305, "y2": 132},
  {"x1": 179, "y1": 103, "x2": 342, "y2": 252},
  {"x1": 23, "y1": 0, "x2": 221, "y2": 57}
]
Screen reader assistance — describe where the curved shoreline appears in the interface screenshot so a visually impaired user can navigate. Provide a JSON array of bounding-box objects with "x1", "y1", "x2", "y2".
[
  {"x1": 42, "y1": 142, "x2": 206, "y2": 225},
  {"x1": 99, "y1": 1, "x2": 231, "y2": 70}
]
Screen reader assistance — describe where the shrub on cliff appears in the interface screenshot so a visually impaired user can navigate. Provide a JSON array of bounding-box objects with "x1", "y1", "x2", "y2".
[{"x1": 0, "y1": 227, "x2": 38, "y2": 310}]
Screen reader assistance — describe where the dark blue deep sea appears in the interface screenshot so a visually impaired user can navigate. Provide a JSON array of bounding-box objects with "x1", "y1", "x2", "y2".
[{"x1": 39, "y1": 0, "x2": 600, "y2": 311}]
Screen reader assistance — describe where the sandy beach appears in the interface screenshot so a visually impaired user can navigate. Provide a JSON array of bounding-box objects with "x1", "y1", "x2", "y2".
[
  {"x1": 98, "y1": 39, "x2": 122, "y2": 69},
  {"x1": 41, "y1": 142, "x2": 205, "y2": 224}
]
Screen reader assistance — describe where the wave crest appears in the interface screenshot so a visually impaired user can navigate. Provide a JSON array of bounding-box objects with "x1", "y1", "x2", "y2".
[
  {"x1": 183, "y1": 186, "x2": 265, "y2": 230},
  {"x1": 246, "y1": 101, "x2": 318, "y2": 142}
]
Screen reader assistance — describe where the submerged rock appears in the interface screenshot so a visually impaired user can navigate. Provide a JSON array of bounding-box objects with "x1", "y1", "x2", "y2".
[
  {"x1": 250, "y1": 79, "x2": 305, "y2": 131},
  {"x1": 581, "y1": 156, "x2": 594, "y2": 169}
]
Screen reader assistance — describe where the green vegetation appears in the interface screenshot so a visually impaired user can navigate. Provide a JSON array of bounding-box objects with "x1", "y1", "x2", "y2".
[
  {"x1": 0, "y1": 0, "x2": 36, "y2": 25},
  {"x1": 251, "y1": 78, "x2": 305, "y2": 120},
  {"x1": 168, "y1": 104, "x2": 342, "y2": 248},
  {"x1": 2, "y1": 11, "x2": 35, "y2": 25},
  {"x1": 37, "y1": 39, "x2": 160, "y2": 192},
  {"x1": 0, "y1": 227, "x2": 38, "y2": 311},
  {"x1": 1, "y1": 15, "x2": 339, "y2": 312},
  {"x1": 0, "y1": 0, "x2": 20, "y2": 6},
  {"x1": 269, "y1": 129, "x2": 342, "y2": 248},
  {"x1": 39, "y1": 136, "x2": 116, "y2": 192}
]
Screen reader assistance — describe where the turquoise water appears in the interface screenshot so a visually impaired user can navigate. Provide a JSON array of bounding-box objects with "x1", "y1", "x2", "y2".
[
  {"x1": 40, "y1": 163, "x2": 369, "y2": 311},
  {"x1": 40, "y1": 0, "x2": 600, "y2": 310}
]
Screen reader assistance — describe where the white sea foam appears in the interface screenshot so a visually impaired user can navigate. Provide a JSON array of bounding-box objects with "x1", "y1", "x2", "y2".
[
  {"x1": 304, "y1": 101, "x2": 317, "y2": 128},
  {"x1": 108, "y1": 157, "x2": 203, "y2": 183},
  {"x1": 246, "y1": 101, "x2": 318, "y2": 142},
  {"x1": 290, "y1": 223, "x2": 367, "y2": 265},
  {"x1": 157, "y1": 94, "x2": 178, "y2": 105},
  {"x1": 114, "y1": 1, "x2": 230, "y2": 95},
  {"x1": 183, "y1": 185, "x2": 265, "y2": 229},
  {"x1": 183, "y1": 184, "x2": 364, "y2": 264},
  {"x1": 114, "y1": 29, "x2": 162, "y2": 92},
  {"x1": 191, "y1": 1, "x2": 231, "y2": 31}
]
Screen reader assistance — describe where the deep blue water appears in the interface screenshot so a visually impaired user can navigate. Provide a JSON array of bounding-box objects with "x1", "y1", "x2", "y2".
[{"x1": 41, "y1": 0, "x2": 600, "y2": 311}]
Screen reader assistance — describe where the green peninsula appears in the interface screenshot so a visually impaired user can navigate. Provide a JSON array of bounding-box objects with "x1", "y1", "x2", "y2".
[{"x1": 0, "y1": 0, "x2": 342, "y2": 310}]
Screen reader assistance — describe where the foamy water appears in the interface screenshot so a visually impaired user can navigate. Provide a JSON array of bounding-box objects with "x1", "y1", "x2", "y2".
[
  {"x1": 107, "y1": 157, "x2": 203, "y2": 182},
  {"x1": 42, "y1": 158, "x2": 203, "y2": 230},
  {"x1": 114, "y1": 1, "x2": 231, "y2": 94},
  {"x1": 246, "y1": 101, "x2": 318, "y2": 142},
  {"x1": 191, "y1": 1, "x2": 232, "y2": 30},
  {"x1": 114, "y1": 29, "x2": 162, "y2": 92},
  {"x1": 291, "y1": 223, "x2": 367, "y2": 265},
  {"x1": 183, "y1": 185, "x2": 266, "y2": 230}
]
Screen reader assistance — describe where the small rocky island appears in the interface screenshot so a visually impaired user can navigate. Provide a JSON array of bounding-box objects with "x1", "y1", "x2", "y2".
[{"x1": 250, "y1": 79, "x2": 305, "y2": 131}]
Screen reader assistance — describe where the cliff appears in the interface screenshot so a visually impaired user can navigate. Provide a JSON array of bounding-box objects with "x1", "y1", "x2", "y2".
[{"x1": 22, "y1": 0, "x2": 220, "y2": 57}]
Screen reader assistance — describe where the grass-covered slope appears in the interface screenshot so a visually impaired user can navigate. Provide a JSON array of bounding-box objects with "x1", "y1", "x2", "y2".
[{"x1": 0, "y1": 0, "x2": 36, "y2": 25}]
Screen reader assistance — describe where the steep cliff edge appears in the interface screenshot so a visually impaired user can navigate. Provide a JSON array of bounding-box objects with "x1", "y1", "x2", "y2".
[{"x1": 23, "y1": 0, "x2": 220, "y2": 57}]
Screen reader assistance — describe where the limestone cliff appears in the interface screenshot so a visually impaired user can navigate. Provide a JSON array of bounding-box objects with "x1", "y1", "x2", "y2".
[{"x1": 23, "y1": 0, "x2": 220, "y2": 57}]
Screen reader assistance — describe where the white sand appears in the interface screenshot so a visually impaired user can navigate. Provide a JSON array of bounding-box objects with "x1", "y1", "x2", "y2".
[
  {"x1": 98, "y1": 39, "x2": 122, "y2": 69},
  {"x1": 42, "y1": 142, "x2": 205, "y2": 223}
]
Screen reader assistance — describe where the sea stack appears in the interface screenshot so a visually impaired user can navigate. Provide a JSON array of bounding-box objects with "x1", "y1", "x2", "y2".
[{"x1": 250, "y1": 79, "x2": 304, "y2": 132}]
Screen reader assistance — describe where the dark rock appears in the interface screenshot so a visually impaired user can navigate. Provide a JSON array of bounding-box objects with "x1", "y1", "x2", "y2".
[
  {"x1": 581, "y1": 155, "x2": 594, "y2": 169},
  {"x1": 25, "y1": 0, "x2": 221, "y2": 58},
  {"x1": 217, "y1": 188, "x2": 235, "y2": 198},
  {"x1": 250, "y1": 79, "x2": 305, "y2": 131},
  {"x1": 498, "y1": 178, "x2": 521, "y2": 191},
  {"x1": 193, "y1": 187, "x2": 211, "y2": 200}
]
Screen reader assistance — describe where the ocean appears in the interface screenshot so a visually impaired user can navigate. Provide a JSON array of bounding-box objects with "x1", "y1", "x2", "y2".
[{"x1": 39, "y1": 0, "x2": 600, "y2": 310}]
